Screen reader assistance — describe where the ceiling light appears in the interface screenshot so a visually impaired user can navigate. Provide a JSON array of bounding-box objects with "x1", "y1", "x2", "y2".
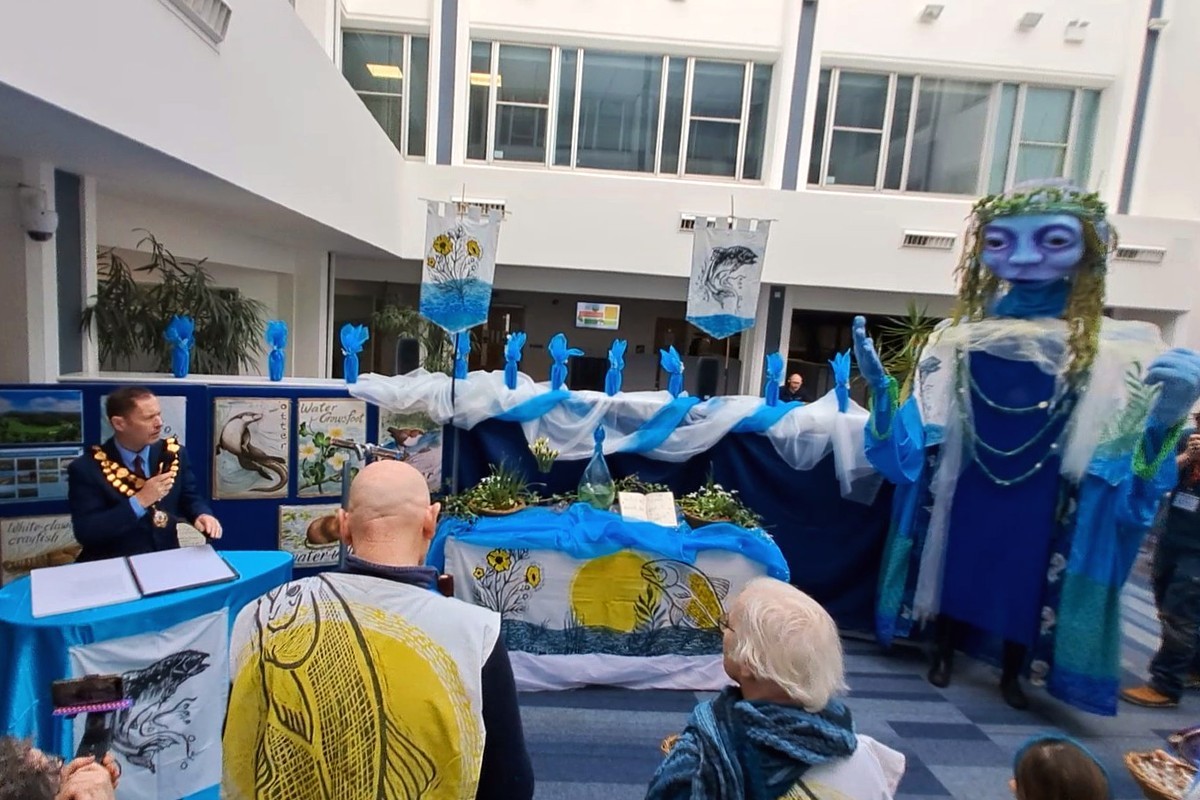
[
  {"x1": 1064, "y1": 19, "x2": 1089, "y2": 42},
  {"x1": 1147, "y1": 17, "x2": 1170, "y2": 31},
  {"x1": 1018, "y1": 12, "x2": 1043, "y2": 29},
  {"x1": 366, "y1": 63, "x2": 403, "y2": 80},
  {"x1": 919, "y1": 4, "x2": 944, "y2": 22}
]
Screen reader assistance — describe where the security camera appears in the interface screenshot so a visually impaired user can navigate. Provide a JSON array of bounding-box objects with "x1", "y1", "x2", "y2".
[{"x1": 18, "y1": 185, "x2": 58, "y2": 243}]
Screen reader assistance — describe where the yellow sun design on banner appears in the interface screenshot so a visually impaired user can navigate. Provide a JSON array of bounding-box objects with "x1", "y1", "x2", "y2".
[{"x1": 567, "y1": 550, "x2": 652, "y2": 633}]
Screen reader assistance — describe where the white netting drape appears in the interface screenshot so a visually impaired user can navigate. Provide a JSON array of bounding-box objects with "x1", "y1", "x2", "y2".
[{"x1": 349, "y1": 371, "x2": 880, "y2": 502}]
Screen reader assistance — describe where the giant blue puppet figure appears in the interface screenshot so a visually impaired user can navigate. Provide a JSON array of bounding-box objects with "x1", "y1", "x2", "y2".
[{"x1": 852, "y1": 181, "x2": 1200, "y2": 714}]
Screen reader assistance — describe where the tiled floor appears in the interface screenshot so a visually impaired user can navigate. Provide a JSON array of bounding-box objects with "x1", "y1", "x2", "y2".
[{"x1": 519, "y1": 562, "x2": 1191, "y2": 799}]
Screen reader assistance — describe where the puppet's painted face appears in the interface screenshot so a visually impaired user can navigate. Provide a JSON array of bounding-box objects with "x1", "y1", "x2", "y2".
[{"x1": 980, "y1": 213, "x2": 1085, "y2": 283}]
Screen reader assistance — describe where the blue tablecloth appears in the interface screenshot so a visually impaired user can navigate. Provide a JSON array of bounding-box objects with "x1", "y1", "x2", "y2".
[{"x1": 0, "y1": 550, "x2": 293, "y2": 763}]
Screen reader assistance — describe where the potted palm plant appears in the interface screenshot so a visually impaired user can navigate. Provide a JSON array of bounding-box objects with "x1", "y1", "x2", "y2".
[
  {"x1": 876, "y1": 301, "x2": 940, "y2": 402},
  {"x1": 81, "y1": 231, "x2": 267, "y2": 375}
]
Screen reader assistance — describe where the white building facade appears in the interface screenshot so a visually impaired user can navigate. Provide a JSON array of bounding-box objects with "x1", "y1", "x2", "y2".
[{"x1": 0, "y1": 0, "x2": 1196, "y2": 392}]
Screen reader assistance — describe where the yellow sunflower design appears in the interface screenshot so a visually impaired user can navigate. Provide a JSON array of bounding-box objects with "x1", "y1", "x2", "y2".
[
  {"x1": 432, "y1": 234, "x2": 453, "y2": 256},
  {"x1": 472, "y1": 548, "x2": 544, "y2": 615},
  {"x1": 465, "y1": 239, "x2": 482, "y2": 259}
]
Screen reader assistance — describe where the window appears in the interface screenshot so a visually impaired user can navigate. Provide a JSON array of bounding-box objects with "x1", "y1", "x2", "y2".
[
  {"x1": 342, "y1": 31, "x2": 430, "y2": 158},
  {"x1": 808, "y1": 67, "x2": 1101, "y2": 195},
  {"x1": 469, "y1": 41, "x2": 772, "y2": 181}
]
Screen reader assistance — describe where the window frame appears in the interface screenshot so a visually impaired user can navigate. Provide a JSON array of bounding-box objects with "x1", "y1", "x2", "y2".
[
  {"x1": 810, "y1": 66, "x2": 1100, "y2": 196},
  {"x1": 467, "y1": 41, "x2": 771, "y2": 183},
  {"x1": 341, "y1": 28, "x2": 430, "y2": 159}
]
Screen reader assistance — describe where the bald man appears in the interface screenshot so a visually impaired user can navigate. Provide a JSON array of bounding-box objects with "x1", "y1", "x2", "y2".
[{"x1": 223, "y1": 462, "x2": 534, "y2": 800}]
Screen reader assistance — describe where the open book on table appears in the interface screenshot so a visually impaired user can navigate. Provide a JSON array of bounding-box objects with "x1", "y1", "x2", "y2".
[
  {"x1": 617, "y1": 491, "x2": 678, "y2": 528},
  {"x1": 29, "y1": 545, "x2": 238, "y2": 618}
]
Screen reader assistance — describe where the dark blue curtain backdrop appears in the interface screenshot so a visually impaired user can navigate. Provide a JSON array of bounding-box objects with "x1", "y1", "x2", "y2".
[{"x1": 446, "y1": 419, "x2": 893, "y2": 631}]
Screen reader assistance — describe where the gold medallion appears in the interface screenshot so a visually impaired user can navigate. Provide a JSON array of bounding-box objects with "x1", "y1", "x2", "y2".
[{"x1": 153, "y1": 509, "x2": 169, "y2": 528}]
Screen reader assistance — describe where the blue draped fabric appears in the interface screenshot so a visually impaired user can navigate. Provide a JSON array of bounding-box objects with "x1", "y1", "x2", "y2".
[
  {"x1": 0, "y1": 551, "x2": 294, "y2": 767},
  {"x1": 428, "y1": 503, "x2": 790, "y2": 580},
  {"x1": 444, "y1": 420, "x2": 894, "y2": 630}
]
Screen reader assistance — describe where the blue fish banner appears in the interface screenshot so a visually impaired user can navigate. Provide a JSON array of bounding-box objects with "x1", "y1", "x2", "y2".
[
  {"x1": 420, "y1": 201, "x2": 503, "y2": 334},
  {"x1": 686, "y1": 219, "x2": 771, "y2": 339}
]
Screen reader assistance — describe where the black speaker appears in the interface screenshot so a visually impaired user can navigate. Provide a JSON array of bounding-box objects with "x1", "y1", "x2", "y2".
[
  {"x1": 696, "y1": 357, "x2": 721, "y2": 399},
  {"x1": 569, "y1": 356, "x2": 607, "y2": 392},
  {"x1": 395, "y1": 338, "x2": 421, "y2": 375}
]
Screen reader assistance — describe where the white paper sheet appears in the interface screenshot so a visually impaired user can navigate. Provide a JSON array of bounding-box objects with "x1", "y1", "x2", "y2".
[
  {"x1": 127, "y1": 545, "x2": 236, "y2": 597},
  {"x1": 617, "y1": 492, "x2": 677, "y2": 527},
  {"x1": 30, "y1": 558, "x2": 141, "y2": 618}
]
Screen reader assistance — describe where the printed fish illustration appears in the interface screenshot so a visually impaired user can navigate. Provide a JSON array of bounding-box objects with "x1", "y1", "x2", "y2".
[
  {"x1": 252, "y1": 578, "x2": 436, "y2": 799},
  {"x1": 700, "y1": 246, "x2": 758, "y2": 309},
  {"x1": 640, "y1": 560, "x2": 730, "y2": 630},
  {"x1": 216, "y1": 411, "x2": 288, "y2": 493},
  {"x1": 2, "y1": 544, "x2": 81, "y2": 573},
  {"x1": 113, "y1": 649, "x2": 211, "y2": 772}
]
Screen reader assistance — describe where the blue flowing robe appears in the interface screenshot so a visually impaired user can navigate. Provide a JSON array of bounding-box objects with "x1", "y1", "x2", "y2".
[{"x1": 870, "y1": 325, "x2": 1178, "y2": 715}]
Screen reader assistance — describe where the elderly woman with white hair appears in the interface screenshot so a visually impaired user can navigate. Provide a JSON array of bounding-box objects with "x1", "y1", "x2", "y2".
[{"x1": 646, "y1": 578, "x2": 904, "y2": 800}]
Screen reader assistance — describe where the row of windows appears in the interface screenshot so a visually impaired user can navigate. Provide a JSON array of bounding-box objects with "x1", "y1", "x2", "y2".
[{"x1": 341, "y1": 31, "x2": 1101, "y2": 194}]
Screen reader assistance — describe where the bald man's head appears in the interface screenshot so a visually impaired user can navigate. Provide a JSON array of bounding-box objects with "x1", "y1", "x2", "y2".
[{"x1": 340, "y1": 461, "x2": 440, "y2": 564}]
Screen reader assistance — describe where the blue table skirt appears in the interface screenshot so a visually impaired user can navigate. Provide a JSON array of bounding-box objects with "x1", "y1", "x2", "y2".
[
  {"x1": 429, "y1": 503, "x2": 790, "y2": 581},
  {"x1": 0, "y1": 550, "x2": 294, "y2": 757}
]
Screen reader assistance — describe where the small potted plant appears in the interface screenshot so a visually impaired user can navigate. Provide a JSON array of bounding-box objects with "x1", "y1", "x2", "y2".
[
  {"x1": 678, "y1": 475, "x2": 763, "y2": 530},
  {"x1": 529, "y1": 437, "x2": 559, "y2": 474},
  {"x1": 447, "y1": 462, "x2": 536, "y2": 518}
]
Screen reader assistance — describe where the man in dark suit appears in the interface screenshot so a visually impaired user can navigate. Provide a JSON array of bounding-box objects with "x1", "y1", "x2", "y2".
[
  {"x1": 779, "y1": 373, "x2": 811, "y2": 404},
  {"x1": 68, "y1": 386, "x2": 222, "y2": 561}
]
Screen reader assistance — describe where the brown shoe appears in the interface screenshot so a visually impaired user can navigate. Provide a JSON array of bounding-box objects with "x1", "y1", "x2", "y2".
[{"x1": 1120, "y1": 685, "x2": 1180, "y2": 708}]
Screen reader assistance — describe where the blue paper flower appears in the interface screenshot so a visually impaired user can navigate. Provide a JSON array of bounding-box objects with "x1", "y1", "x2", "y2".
[
  {"x1": 504, "y1": 331, "x2": 526, "y2": 390},
  {"x1": 340, "y1": 323, "x2": 369, "y2": 355},
  {"x1": 659, "y1": 346, "x2": 684, "y2": 397},
  {"x1": 830, "y1": 349, "x2": 852, "y2": 413},
  {"x1": 605, "y1": 339, "x2": 627, "y2": 397},
  {"x1": 265, "y1": 320, "x2": 288, "y2": 350},
  {"x1": 163, "y1": 315, "x2": 195, "y2": 347},
  {"x1": 548, "y1": 333, "x2": 583, "y2": 391},
  {"x1": 763, "y1": 351, "x2": 784, "y2": 407}
]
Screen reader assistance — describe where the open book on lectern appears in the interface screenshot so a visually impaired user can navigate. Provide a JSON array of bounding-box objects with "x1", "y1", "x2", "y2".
[{"x1": 29, "y1": 545, "x2": 238, "y2": 618}]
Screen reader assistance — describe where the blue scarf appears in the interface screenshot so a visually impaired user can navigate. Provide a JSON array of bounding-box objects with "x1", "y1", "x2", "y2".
[{"x1": 646, "y1": 687, "x2": 857, "y2": 800}]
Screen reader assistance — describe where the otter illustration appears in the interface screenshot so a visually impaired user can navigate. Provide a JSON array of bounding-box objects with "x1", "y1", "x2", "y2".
[{"x1": 215, "y1": 411, "x2": 288, "y2": 493}]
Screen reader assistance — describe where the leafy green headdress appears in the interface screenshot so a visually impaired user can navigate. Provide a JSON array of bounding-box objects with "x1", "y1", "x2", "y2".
[{"x1": 952, "y1": 180, "x2": 1115, "y2": 385}]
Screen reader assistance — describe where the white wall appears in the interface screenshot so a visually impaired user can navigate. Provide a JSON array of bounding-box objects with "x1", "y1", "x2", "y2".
[
  {"x1": 0, "y1": 159, "x2": 30, "y2": 383},
  {"x1": 0, "y1": 0, "x2": 408, "y2": 257}
]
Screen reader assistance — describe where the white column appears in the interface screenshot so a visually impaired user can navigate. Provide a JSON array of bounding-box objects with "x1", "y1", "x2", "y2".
[
  {"x1": 22, "y1": 161, "x2": 59, "y2": 382},
  {"x1": 290, "y1": 250, "x2": 332, "y2": 377},
  {"x1": 740, "y1": 286, "x2": 773, "y2": 398},
  {"x1": 80, "y1": 175, "x2": 100, "y2": 375}
]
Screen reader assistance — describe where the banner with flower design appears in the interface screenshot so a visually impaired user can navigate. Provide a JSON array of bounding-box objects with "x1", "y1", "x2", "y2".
[
  {"x1": 444, "y1": 541, "x2": 768, "y2": 659},
  {"x1": 420, "y1": 201, "x2": 504, "y2": 334},
  {"x1": 686, "y1": 219, "x2": 771, "y2": 339},
  {"x1": 296, "y1": 398, "x2": 366, "y2": 497}
]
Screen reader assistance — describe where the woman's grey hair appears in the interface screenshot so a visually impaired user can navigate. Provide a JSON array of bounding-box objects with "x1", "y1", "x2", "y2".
[
  {"x1": 725, "y1": 577, "x2": 848, "y2": 712},
  {"x1": 0, "y1": 736, "x2": 58, "y2": 800}
]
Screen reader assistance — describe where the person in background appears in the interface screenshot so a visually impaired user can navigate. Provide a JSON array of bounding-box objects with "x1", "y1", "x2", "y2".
[
  {"x1": 779, "y1": 373, "x2": 811, "y2": 404},
  {"x1": 67, "y1": 386, "x2": 221, "y2": 562},
  {"x1": 0, "y1": 736, "x2": 120, "y2": 800},
  {"x1": 1009, "y1": 734, "x2": 1109, "y2": 800},
  {"x1": 223, "y1": 460, "x2": 534, "y2": 800},
  {"x1": 647, "y1": 578, "x2": 904, "y2": 800},
  {"x1": 1122, "y1": 410, "x2": 1200, "y2": 708}
]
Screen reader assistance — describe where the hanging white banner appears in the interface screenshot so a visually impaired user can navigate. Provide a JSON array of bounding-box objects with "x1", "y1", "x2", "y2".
[
  {"x1": 686, "y1": 220, "x2": 771, "y2": 339},
  {"x1": 419, "y1": 201, "x2": 503, "y2": 335},
  {"x1": 68, "y1": 609, "x2": 229, "y2": 800}
]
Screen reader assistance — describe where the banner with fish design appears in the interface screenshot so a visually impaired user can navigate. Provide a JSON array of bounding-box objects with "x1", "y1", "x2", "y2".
[
  {"x1": 443, "y1": 542, "x2": 767, "y2": 662},
  {"x1": 69, "y1": 609, "x2": 229, "y2": 800},
  {"x1": 420, "y1": 201, "x2": 503, "y2": 335},
  {"x1": 686, "y1": 219, "x2": 771, "y2": 339}
]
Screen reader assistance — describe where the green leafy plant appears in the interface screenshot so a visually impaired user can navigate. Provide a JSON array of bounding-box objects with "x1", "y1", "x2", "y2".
[
  {"x1": 530, "y1": 437, "x2": 559, "y2": 473},
  {"x1": 877, "y1": 301, "x2": 940, "y2": 402},
  {"x1": 678, "y1": 474, "x2": 763, "y2": 529},
  {"x1": 372, "y1": 302, "x2": 455, "y2": 375},
  {"x1": 81, "y1": 232, "x2": 267, "y2": 374},
  {"x1": 442, "y1": 462, "x2": 539, "y2": 519},
  {"x1": 614, "y1": 475, "x2": 670, "y2": 494}
]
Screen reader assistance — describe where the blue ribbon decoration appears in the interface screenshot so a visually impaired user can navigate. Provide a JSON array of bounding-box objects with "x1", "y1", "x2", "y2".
[
  {"x1": 504, "y1": 331, "x2": 526, "y2": 390},
  {"x1": 454, "y1": 331, "x2": 471, "y2": 379},
  {"x1": 659, "y1": 346, "x2": 684, "y2": 397},
  {"x1": 831, "y1": 349, "x2": 851, "y2": 413},
  {"x1": 340, "y1": 323, "x2": 369, "y2": 384},
  {"x1": 605, "y1": 339, "x2": 627, "y2": 396},
  {"x1": 548, "y1": 333, "x2": 583, "y2": 392},
  {"x1": 163, "y1": 315, "x2": 194, "y2": 378},
  {"x1": 763, "y1": 351, "x2": 784, "y2": 407},
  {"x1": 265, "y1": 320, "x2": 288, "y2": 382}
]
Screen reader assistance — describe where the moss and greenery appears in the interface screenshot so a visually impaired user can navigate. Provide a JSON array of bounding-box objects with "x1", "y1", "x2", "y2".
[{"x1": 678, "y1": 474, "x2": 763, "y2": 529}]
